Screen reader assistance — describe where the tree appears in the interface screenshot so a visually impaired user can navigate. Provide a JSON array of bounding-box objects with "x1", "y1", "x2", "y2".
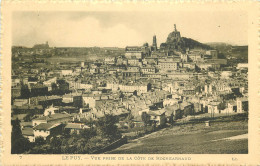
[
  {"x1": 35, "y1": 136, "x2": 46, "y2": 146},
  {"x1": 168, "y1": 113, "x2": 174, "y2": 126},
  {"x1": 11, "y1": 118, "x2": 22, "y2": 139},
  {"x1": 87, "y1": 118, "x2": 95, "y2": 128},
  {"x1": 51, "y1": 83, "x2": 58, "y2": 92},
  {"x1": 21, "y1": 84, "x2": 30, "y2": 99},
  {"x1": 184, "y1": 107, "x2": 193, "y2": 117},
  {"x1": 23, "y1": 113, "x2": 32, "y2": 122},
  {"x1": 195, "y1": 65, "x2": 201, "y2": 72},
  {"x1": 141, "y1": 112, "x2": 150, "y2": 127},
  {"x1": 49, "y1": 136, "x2": 62, "y2": 153},
  {"x1": 76, "y1": 138, "x2": 87, "y2": 153},
  {"x1": 11, "y1": 118, "x2": 31, "y2": 154},
  {"x1": 23, "y1": 110, "x2": 35, "y2": 122},
  {"x1": 147, "y1": 83, "x2": 152, "y2": 91},
  {"x1": 96, "y1": 114, "x2": 121, "y2": 141},
  {"x1": 218, "y1": 53, "x2": 226, "y2": 59},
  {"x1": 217, "y1": 101, "x2": 226, "y2": 111},
  {"x1": 12, "y1": 137, "x2": 31, "y2": 154},
  {"x1": 143, "y1": 42, "x2": 149, "y2": 47},
  {"x1": 126, "y1": 113, "x2": 134, "y2": 129},
  {"x1": 242, "y1": 101, "x2": 248, "y2": 112},
  {"x1": 119, "y1": 92, "x2": 124, "y2": 99},
  {"x1": 126, "y1": 113, "x2": 134, "y2": 121},
  {"x1": 128, "y1": 120, "x2": 134, "y2": 129},
  {"x1": 152, "y1": 120, "x2": 157, "y2": 131},
  {"x1": 80, "y1": 128, "x2": 97, "y2": 141},
  {"x1": 221, "y1": 93, "x2": 235, "y2": 100}
]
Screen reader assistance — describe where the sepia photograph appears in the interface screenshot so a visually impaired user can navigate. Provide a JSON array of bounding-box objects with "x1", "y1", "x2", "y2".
[
  {"x1": 10, "y1": 10, "x2": 249, "y2": 154},
  {"x1": 1, "y1": 1, "x2": 259, "y2": 165}
]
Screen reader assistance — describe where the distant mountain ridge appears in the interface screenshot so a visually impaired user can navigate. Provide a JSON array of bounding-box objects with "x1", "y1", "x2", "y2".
[{"x1": 205, "y1": 42, "x2": 248, "y2": 61}]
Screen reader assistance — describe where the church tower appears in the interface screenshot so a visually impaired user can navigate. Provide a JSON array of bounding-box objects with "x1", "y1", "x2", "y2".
[{"x1": 152, "y1": 35, "x2": 157, "y2": 51}]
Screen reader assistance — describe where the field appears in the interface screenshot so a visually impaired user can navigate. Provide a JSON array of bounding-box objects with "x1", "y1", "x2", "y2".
[{"x1": 108, "y1": 114, "x2": 248, "y2": 154}]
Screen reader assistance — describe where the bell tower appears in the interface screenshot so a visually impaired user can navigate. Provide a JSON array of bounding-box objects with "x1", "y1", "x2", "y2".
[{"x1": 152, "y1": 35, "x2": 157, "y2": 51}]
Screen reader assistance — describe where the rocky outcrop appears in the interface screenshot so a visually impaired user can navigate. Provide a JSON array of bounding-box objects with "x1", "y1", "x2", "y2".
[{"x1": 162, "y1": 25, "x2": 211, "y2": 51}]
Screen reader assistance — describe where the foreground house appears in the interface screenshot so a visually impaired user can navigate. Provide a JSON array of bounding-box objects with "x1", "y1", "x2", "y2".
[
  {"x1": 179, "y1": 101, "x2": 194, "y2": 116},
  {"x1": 163, "y1": 104, "x2": 182, "y2": 121},
  {"x1": 33, "y1": 123, "x2": 63, "y2": 140},
  {"x1": 32, "y1": 113, "x2": 72, "y2": 126},
  {"x1": 64, "y1": 123, "x2": 90, "y2": 134},
  {"x1": 22, "y1": 128, "x2": 35, "y2": 142},
  {"x1": 207, "y1": 102, "x2": 220, "y2": 114},
  {"x1": 227, "y1": 101, "x2": 237, "y2": 113},
  {"x1": 147, "y1": 110, "x2": 166, "y2": 126}
]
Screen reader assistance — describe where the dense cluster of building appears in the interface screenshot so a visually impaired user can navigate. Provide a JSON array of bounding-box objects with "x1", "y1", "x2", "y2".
[{"x1": 11, "y1": 25, "x2": 248, "y2": 143}]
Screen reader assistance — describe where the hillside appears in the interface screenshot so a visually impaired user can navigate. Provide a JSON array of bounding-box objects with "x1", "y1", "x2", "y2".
[
  {"x1": 182, "y1": 37, "x2": 211, "y2": 50},
  {"x1": 108, "y1": 114, "x2": 248, "y2": 154}
]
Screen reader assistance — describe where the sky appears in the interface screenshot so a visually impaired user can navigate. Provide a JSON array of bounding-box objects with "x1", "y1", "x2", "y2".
[{"x1": 12, "y1": 11, "x2": 248, "y2": 47}]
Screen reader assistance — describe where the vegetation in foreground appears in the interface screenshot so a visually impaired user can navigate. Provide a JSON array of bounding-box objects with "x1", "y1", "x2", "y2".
[{"x1": 12, "y1": 114, "x2": 122, "y2": 154}]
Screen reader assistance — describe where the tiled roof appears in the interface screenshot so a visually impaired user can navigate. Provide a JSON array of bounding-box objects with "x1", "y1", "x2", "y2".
[
  {"x1": 12, "y1": 105, "x2": 43, "y2": 110},
  {"x1": 34, "y1": 123, "x2": 61, "y2": 131},
  {"x1": 237, "y1": 97, "x2": 248, "y2": 102},
  {"x1": 21, "y1": 121, "x2": 33, "y2": 127},
  {"x1": 65, "y1": 123, "x2": 83, "y2": 129},
  {"x1": 148, "y1": 110, "x2": 165, "y2": 116},
  {"x1": 22, "y1": 128, "x2": 34, "y2": 136},
  {"x1": 33, "y1": 113, "x2": 72, "y2": 121},
  {"x1": 11, "y1": 114, "x2": 27, "y2": 120},
  {"x1": 179, "y1": 102, "x2": 192, "y2": 109}
]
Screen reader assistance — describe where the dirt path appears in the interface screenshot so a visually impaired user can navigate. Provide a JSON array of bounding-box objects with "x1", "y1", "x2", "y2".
[{"x1": 212, "y1": 133, "x2": 248, "y2": 142}]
